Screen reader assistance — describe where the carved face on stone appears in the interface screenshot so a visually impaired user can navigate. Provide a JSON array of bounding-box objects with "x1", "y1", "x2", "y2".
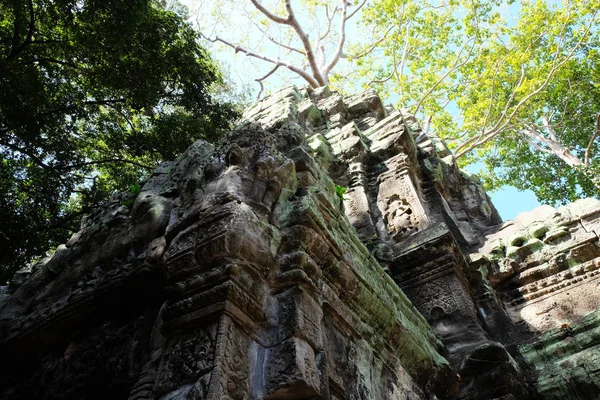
[{"x1": 386, "y1": 196, "x2": 419, "y2": 239}]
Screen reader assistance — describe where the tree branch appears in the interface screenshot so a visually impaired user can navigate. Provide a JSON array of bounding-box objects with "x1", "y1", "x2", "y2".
[
  {"x1": 523, "y1": 126, "x2": 555, "y2": 151},
  {"x1": 481, "y1": 54, "x2": 509, "y2": 134},
  {"x1": 489, "y1": 63, "x2": 527, "y2": 133},
  {"x1": 541, "y1": 115, "x2": 558, "y2": 142},
  {"x1": 206, "y1": 35, "x2": 320, "y2": 88},
  {"x1": 397, "y1": 24, "x2": 410, "y2": 80},
  {"x1": 284, "y1": 0, "x2": 327, "y2": 85},
  {"x1": 346, "y1": 0, "x2": 367, "y2": 21},
  {"x1": 255, "y1": 64, "x2": 281, "y2": 100},
  {"x1": 454, "y1": 30, "x2": 547, "y2": 157},
  {"x1": 367, "y1": 70, "x2": 395, "y2": 87},
  {"x1": 488, "y1": 11, "x2": 597, "y2": 142},
  {"x1": 6, "y1": 0, "x2": 35, "y2": 61},
  {"x1": 58, "y1": 158, "x2": 154, "y2": 171},
  {"x1": 40, "y1": 209, "x2": 90, "y2": 231},
  {"x1": 319, "y1": 4, "x2": 339, "y2": 42},
  {"x1": 0, "y1": 140, "x2": 53, "y2": 171},
  {"x1": 366, "y1": 26, "x2": 410, "y2": 88},
  {"x1": 248, "y1": 0, "x2": 290, "y2": 25},
  {"x1": 454, "y1": 11, "x2": 597, "y2": 160},
  {"x1": 345, "y1": 24, "x2": 396, "y2": 60},
  {"x1": 585, "y1": 113, "x2": 600, "y2": 166},
  {"x1": 269, "y1": 35, "x2": 305, "y2": 55},
  {"x1": 524, "y1": 125, "x2": 583, "y2": 167},
  {"x1": 245, "y1": 10, "x2": 305, "y2": 56},
  {"x1": 323, "y1": 0, "x2": 348, "y2": 76},
  {"x1": 414, "y1": 36, "x2": 476, "y2": 115},
  {"x1": 41, "y1": 98, "x2": 127, "y2": 116},
  {"x1": 30, "y1": 57, "x2": 81, "y2": 69},
  {"x1": 522, "y1": 134, "x2": 553, "y2": 154}
]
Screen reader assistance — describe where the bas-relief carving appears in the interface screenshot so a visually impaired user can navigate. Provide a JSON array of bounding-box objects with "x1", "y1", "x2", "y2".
[
  {"x1": 215, "y1": 317, "x2": 251, "y2": 400},
  {"x1": 408, "y1": 279, "x2": 460, "y2": 316},
  {"x1": 2, "y1": 85, "x2": 600, "y2": 400},
  {"x1": 375, "y1": 157, "x2": 429, "y2": 241},
  {"x1": 265, "y1": 337, "x2": 321, "y2": 398},
  {"x1": 155, "y1": 323, "x2": 218, "y2": 397},
  {"x1": 384, "y1": 196, "x2": 421, "y2": 239}
]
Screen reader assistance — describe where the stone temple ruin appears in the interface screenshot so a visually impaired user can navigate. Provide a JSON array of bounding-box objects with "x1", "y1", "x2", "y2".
[{"x1": 0, "y1": 86, "x2": 599, "y2": 400}]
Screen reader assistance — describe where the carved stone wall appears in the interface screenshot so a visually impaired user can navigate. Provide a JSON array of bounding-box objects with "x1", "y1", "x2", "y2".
[
  {"x1": 0, "y1": 86, "x2": 453, "y2": 400},
  {"x1": 470, "y1": 199, "x2": 600, "y2": 399},
  {"x1": 1, "y1": 85, "x2": 599, "y2": 400}
]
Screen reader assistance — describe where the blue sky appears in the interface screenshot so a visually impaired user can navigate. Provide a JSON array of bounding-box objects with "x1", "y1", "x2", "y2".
[
  {"x1": 489, "y1": 187, "x2": 541, "y2": 220},
  {"x1": 464, "y1": 163, "x2": 541, "y2": 220}
]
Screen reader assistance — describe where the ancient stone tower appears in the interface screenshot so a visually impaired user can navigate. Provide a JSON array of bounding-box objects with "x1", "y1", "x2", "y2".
[{"x1": 1, "y1": 87, "x2": 599, "y2": 400}]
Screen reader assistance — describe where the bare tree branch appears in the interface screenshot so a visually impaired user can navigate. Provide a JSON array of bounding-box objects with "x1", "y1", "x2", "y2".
[
  {"x1": 255, "y1": 64, "x2": 281, "y2": 100},
  {"x1": 319, "y1": 4, "x2": 339, "y2": 42},
  {"x1": 323, "y1": 0, "x2": 348, "y2": 76},
  {"x1": 249, "y1": 0, "x2": 290, "y2": 25},
  {"x1": 200, "y1": 0, "x2": 365, "y2": 89},
  {"x1": 205, "y1": 34, "x2": 320, "y2": 88},
  {"x1": 269, "y1": 35, "x2": 305, "y2": 55},
  {"x1": 284, "y1": 0, "x2": 327, "y2": 86},
  {"x1": 244, "y1": 9, "x2": 306, "y2": 56},
  {"x1": 346, "y1": 0, "x2": 367, "y2": 21}
]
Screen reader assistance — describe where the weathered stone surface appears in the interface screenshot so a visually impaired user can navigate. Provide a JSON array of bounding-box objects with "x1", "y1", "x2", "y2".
[
  {"x1": 0, "y1": 86, "x2": 454, "y2": 400},
  {"x1": 468, "y1": 199, "x2": 600, "y2": 399},
  {"x1": 1, "y1": 85, "x2": 599, "y2": 400}
]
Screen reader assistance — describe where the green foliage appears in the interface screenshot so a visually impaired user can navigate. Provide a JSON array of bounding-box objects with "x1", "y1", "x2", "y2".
[
  {"x1": 345, "y1": 0, "x2": 599, "y2": 204},
  {"x1": 366, "y1": 234, "x2": 378, "y2": 246},
  {"x1": 0, "y1": 0, "x2": 238, "y2": 282},
  {"x1": 335, "y1": 184, "x2": 348, "y2": 200},
  {"x1": 121, "y1": 184, "x2": 142, "y2": 209}
]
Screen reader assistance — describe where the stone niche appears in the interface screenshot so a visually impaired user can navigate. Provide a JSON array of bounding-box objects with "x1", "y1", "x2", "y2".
[{"x1": 0, "y1": 86, "x2": 599, "y2": 400}]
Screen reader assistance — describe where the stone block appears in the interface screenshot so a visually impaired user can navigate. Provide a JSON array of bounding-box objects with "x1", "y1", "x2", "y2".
[
  {"x1": 276, "y1": 288, "x2": 323, "y2": 349},
  {"x1": 265, "y1": 337, "x2": 321, "y2": 399}
]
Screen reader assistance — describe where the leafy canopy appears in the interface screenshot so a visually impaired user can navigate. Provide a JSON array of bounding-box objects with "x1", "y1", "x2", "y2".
[
  {"x1": 335, "y1": 0, "x2": 599, "y2": 204},
  {"x1": 0, "y1": 0, "x2": 237, "y2": 282}
]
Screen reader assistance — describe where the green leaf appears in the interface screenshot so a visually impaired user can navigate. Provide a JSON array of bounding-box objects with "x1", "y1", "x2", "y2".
[{"x1": 335, "y1": 184, "x2": 348, "y2": 200}]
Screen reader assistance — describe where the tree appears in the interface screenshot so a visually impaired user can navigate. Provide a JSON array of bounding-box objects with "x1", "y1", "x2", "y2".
[
  {"x1": 0, "y1": 0, "x2": 237, "y2": 282},
  {"x1": 193, "y1": 0, "x2": 368, "y2": 96},
  {"x1": 342, "y1": 0, "x2": 599, "y2": 203}
]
